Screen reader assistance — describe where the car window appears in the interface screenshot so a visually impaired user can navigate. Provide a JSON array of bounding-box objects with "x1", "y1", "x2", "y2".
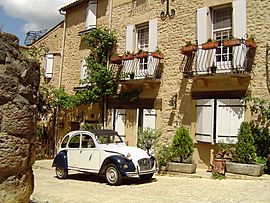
[
  {"x1": 61, "y1": 135, "x2": 69, "y2": 148},
  {"x1": 96, "y1": 133, "x2": 123, "y2": 144},
  {"x1": 68, "y1": 134, "x2": 80, "y2": 148},
  {"x1": 81, "y1": 134, "x2": 95, "y2": 148}
]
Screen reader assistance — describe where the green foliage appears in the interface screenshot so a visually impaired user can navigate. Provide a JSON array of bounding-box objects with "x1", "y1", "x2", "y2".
[
  {"x1": 137, "y1": 127, "x2": 162, "y2": 154},
  {"x1": 171, "y1": 126, "x2": 194, "y2": 163},
  {"x1": 211, "y1": 170, "x2": 225, "y2": 180},
  {"x1": 156, "y1": 144, "x2": 174, "y2": 167},
  {"x1": 36, "y1": 122, "x2": 48, "y2": 138},
  {"x1": 251, "y1": 124, "x2": 270, "y2": 158},
  {"x1": 215, "y1": 142, "x2": 234, "y2": 160},
  {"x1": 117, "y1": 89, "x2": 141, "y2": 102},
  {"x1": 233, "y1": 122, "x2": 257, "y2": 164}
]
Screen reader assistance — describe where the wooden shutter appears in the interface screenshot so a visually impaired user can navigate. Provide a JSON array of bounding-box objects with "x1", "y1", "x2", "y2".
[
  {"x1": 86, "y1": 0, "x2": 97, "y2": 29},
  {"x1": 143, "y1": 109, "x2": 156, "y2": 129},
  {"x1": 216, "y1": 99, "x2": 244, "y2": 144},
  {"x1": 148, "y1": 19, "x2": 158, "y2": 76},
  {"x1": 115, "y1": 109, "x2": 126, "y2": 140},
  {"x1": 196, "y1": 99, "x2": 214, "y2": 143},
  {"x1": 44, "y1": 54, "x2": 53, "y2": 78},
  {"x1": 125, "y1": 25, "x2": 135, "y2": 52}
]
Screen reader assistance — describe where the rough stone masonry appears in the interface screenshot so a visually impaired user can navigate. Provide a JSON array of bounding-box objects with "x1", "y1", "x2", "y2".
[{"x1": 0, "y1": 32, "x2": 40, "y2": 203}]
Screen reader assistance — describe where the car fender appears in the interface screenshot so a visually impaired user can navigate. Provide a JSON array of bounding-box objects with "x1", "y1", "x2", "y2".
[
  {"x1": 52, "y1": 150, "x2": 68, "y2": 169},
  {"x1": 99, "y1": 155, "x2": 135, "y2": 175}
]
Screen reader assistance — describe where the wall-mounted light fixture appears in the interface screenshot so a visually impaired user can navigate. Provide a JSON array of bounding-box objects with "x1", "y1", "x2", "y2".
[
  {"x1": 160, "y1": 0, "x2": 175, "y2": 20},
  {"x1": 169, "y1": 93, "x2": 178, "y2": 108}
]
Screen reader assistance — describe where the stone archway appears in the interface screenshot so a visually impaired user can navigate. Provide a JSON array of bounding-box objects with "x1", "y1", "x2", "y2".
[{"x1": 0, "y1": 33, "x2": 40, "y2": 202}]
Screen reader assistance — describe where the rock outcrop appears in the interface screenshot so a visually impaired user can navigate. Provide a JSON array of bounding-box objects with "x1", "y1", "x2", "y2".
[{"x1": 0, "y1": 32, "x2": 40, "y2": 203}]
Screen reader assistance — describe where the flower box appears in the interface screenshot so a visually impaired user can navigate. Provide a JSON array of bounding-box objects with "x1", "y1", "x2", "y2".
[
  {"x1": 122, "y1": 54, "x2": 134, "y2": 60},
  {"x1": 110, "y1": 56, "x2": 122, "y2": 64},
  {"x1": 181, "y1": 45, "x2": 198, "y2": 55},
  {"x1": 223, "y1": 39, "x2": 241, "y2": 47},
  {"x1": 202, "y1": 41, "x2": 219, "y2": 50},
  {"x1": 166, "y1": 162, "x2": 197, "y2": 174},
  {"x1": 135, "y1": 52, "x2": 148, "y2": 59},
  {"x1": 226, "y1": 162, "x2": 264, "y2": 176},
  {"x1": 151, "y1": 52, "x2": 164, "y2": 59},
  {"x1": 245, "y1": 39, "x2": 257, "y2": 49}
]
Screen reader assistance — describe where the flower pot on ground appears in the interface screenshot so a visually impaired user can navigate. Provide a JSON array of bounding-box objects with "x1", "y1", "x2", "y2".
[
  {"x1": 110, "y1": 55, "x2": 122, "y2": 64},
  {"x1": 166, "y1": 162, "x2": 197, "y2": 173},
  {"x1": 226, "y1": 162, "x2": 264, "y2": 176},
  {"x1": 223, "y1": 38, "x2": 241, "y2": 47},
  {"x1": 135, "y1": 50, "x2": 148, "y2": 59}
]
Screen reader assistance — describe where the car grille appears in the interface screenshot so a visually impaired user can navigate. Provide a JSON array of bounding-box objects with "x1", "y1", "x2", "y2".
[{"x1": 138, "y1": 158, "x2": 154, "y2": 171}]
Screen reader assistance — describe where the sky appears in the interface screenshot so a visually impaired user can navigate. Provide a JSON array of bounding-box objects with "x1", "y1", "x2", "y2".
[{"x1": 0, "y1": 0, "x2": 75, "y2": 45}]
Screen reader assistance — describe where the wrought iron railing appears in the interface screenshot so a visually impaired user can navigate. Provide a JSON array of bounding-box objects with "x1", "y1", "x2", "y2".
[
  {"x1": 181, "y1": 39, "x2": 256, "y2": 76},
  {"x1": 110, "y1": 52, "x2": 163, "y2": 81}
]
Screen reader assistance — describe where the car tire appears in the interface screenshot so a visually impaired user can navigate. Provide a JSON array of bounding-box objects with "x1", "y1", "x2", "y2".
[
  {"x1": 55, "y1": 167, "x2": 68, "y2": 179},
  {"x1": 139, "y1": 173, "x2": 154, "y2": 181},
  {"x1": 105, "y1": 164, "x2": 122, "y2": 186}
]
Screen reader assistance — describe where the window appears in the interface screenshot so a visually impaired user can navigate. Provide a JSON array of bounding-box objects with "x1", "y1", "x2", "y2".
[
  {"x1": 61, "y1": 136, "x2": 69, "y2": 148},
  {"x1": 44, "y1": 54, "x2": 53, "y2": 78},
  {"x1": 86, "y1": 0, "x2": 97, "y2": 29},
  {"x1": 81, "y1": 134, "x2": 95, "y2": 148},
  {"x1": 136, "y1": 23, "x2": 149, "y2": 71},
  {"x1": 213, "y1": 7, "x2": 233, "y2": 64},
  {"x1": 68, "y1": 134, "x2": 81, "y2": 148},
  {"x1": 196, "y1": 99, "x2": 244, "y2": 144}
]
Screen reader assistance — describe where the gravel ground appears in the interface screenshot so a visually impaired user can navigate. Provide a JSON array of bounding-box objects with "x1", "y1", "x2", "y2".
[{"x1": 30, "y1": 160, "x2": 270, "y2": 203}]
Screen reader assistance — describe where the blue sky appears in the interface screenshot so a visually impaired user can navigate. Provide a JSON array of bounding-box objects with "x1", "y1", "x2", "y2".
[{"x1": 0, "y1": 0, "x2": 74, "y2": 45}]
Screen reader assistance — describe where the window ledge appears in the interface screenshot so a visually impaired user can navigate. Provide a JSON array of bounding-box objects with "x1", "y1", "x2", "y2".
[{"x1": 78, "y1": 26, "x2": 96, "y2": 36}]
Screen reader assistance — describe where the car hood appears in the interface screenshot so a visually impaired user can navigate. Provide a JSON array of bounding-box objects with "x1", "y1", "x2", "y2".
[{"x1": 100, "y1": 145, "x2": 150, "y2": 161}]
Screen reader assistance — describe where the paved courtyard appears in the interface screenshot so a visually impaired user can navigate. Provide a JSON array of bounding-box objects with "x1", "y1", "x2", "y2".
[{"x1": 31, "y1": 160, "x2": 270, "y2": 203}]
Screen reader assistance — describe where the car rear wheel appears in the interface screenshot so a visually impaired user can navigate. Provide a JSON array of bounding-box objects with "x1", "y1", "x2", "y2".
[
  {"x1": 56, "y1": 167, "x2": 68, "y2": 179},
  {"x1": 139, "y1": 173, "x2": 154, "y2": 181},
  {"x1": 105, "y1": 164, "x2": 122, "y2": 186}
]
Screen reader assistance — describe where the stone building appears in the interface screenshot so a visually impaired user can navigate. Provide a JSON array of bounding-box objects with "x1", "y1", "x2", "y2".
[{"x1": 32, "y1": 0, "x2": 270, "y2": 169}]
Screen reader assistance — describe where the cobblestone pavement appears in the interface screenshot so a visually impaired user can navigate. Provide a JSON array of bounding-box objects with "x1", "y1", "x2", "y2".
[{"x1": 31, "y1": 160, "x2": 270, "y2": 203}]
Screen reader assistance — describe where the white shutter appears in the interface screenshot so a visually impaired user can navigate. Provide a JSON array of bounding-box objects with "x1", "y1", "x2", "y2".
[
  {"x1": 196, "y1": 99, "x2": 214, "y2": 143},
  {"x1": 197, "y1": 7, "x2": 212, "y2": 73},
  {"x1": 216, "y1": 99, "x2": 244, "y2": 144},
  {"x1": 125, "y1": 25, "x2": 135, "y2": 52},
  {"x1": 44, "y1": 54, "x2": 53, "y2": 78},
  {"x1": 143, "y1": 109, "x2": 156, "y2": 129},
  {"x1": 80, "y1": 58, "x2": 87, "y2": 86},
  {"x1": 86, "y1": 0, "x2": 97, "y2": 29},
  {"x1": 232, "y1": 0, "x2": 246, "y2": 39},
  {"x1": 148, "y1": 19, "x2": 157, "y2": 52},
  {"x1": 232, "y1": 0, "x2": 247, "y2": 69},
  {"x1": 115, "y1": 109, "x2": 126, "y2": 140}
]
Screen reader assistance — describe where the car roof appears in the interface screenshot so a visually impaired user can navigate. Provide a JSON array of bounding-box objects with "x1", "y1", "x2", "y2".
[{"x1": 68, "y1": 129, "x2": 119, "y2": 136}]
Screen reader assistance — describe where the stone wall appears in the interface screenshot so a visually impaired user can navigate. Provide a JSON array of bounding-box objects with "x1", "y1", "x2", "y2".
[{"x1": 0, "y1": 33, "x2": 40, "y2": 202}]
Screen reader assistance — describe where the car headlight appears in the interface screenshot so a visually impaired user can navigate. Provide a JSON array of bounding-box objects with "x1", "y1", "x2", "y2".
[{"x1": 125, "y1": 153, "x2": 132, "y2": 161}]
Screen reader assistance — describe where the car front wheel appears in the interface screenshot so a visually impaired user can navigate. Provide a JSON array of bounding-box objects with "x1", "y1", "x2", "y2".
[
  {"x1": 139, "y1": 173, "x2": 154, "y2": 181},
  {"x1": 55, "y1": 167, "x2": 68, "y2": 179},
  {"x1": 105, "y1": 164, "x2": 122, "y2": 186}
]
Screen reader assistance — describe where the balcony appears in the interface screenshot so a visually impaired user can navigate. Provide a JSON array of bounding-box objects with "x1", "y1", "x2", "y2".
[
  {"x1": 180, "y1": 39, "x2": 256, "y2": 78},
  {"x1": 110, "y1": 52, "x2": 164, "y2": 82}
]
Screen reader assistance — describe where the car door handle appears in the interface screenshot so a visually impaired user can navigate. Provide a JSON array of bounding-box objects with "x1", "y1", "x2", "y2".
[{"x1": 89, "y1": 154, "x2": 92, "y2": 161}]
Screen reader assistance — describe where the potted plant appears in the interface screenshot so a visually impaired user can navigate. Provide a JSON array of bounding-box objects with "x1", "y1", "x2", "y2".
[
  {"x1": 135, "y1": 49, "x2": 148, "y2": 59},
  {"x1": 122, "y1": 51, "x2": 135, "y2": 60},
  {"x1": 165, "y1": 126, "x2": 197, "y2": 174},
  {"x1": 181, "y1": 41, "x2": 198, "y2": 55},
  {"x1": 202, "y1": 38, "x2": 219, "y2": 50},
  {"x1": 151, "y1": 48, "x2": 164, "y2": 59},
  {"x1": 110, "y1": 54, "x2": 122, "y2": 64},
  {"x1": 223, "y1": 36, "x2": 241, "y2": 47},
  {"x1": 245, "y1": 35, "x2": 257, "y2": 49},
  {"x1": 226, "y1": 122, "x2": 264, "y2": 176},
  {"x1": 129, "y1": 72, "x2": 135, "y2": 79}
]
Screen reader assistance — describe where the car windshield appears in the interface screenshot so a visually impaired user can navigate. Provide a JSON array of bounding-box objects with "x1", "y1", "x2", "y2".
[{"x1": 95, "y1": 133, "x2": 123, "y2": 145}]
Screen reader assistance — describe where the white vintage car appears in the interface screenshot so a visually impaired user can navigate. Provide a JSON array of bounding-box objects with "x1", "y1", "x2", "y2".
[{"x1": 52, "y1": 129, "x2": 157, "y2": 185}]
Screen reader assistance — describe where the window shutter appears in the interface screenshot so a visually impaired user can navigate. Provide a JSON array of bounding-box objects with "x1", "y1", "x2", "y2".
[
  {"x1": 125, "y1": 25, "x2": 135, "y2": 52},
  {"x1": 143, "y1": 109, "x2": 156, "y2": 129},
  {"x1": 196, "y1": 99, "x2": 214, "y2": 143},
  {"x1": 216, "y1": 99, "x2": 244, "y2": 144},
  {"x1": 80, "y1": 58, "x2": 87, "y2": 86},
  {"x1": 197, "y1": 7, "x2": 210, "y2": 45},
  {"x1": 44, "y1": 54, "x2": 53, "y2": 78},
  {"x1": 232, "y1": 0, "x2": 246, "y2": 39},
  {"x1": 115, "y1": 109, "x2": 126, "y2": 140},
  {"x1": 86, "y1": 0, "x2": 97, "y2": 29},
  {"x1": 148, "y1": 19, "x2": 157, "y2": 52}
]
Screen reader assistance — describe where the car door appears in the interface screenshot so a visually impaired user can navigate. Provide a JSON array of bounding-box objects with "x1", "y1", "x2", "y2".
[
  {"x1": 67, "y1": 133, "x2": 81, "y2": 170},
  {"x1": 79, "y1": 133, "x2": 100, "y2": 172}
]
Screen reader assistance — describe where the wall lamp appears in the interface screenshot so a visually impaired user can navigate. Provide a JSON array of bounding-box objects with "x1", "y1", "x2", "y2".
[{"x1": 169, "y1": 93, "x2": 178, "y2": 108}]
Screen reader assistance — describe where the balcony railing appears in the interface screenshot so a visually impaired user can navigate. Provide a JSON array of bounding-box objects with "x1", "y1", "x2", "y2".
[
  {"x1": 110, "y1": 52, "x2": 163, "y2": 81},
  {"x1": 181, "y1": 39, "x2": 256, "y2": 77}
]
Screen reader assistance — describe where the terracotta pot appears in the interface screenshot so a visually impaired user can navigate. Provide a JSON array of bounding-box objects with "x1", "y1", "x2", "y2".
[
  {"x1": 245, "y1": 39, "x2": 257, "y2": 49},
  {"x1": 135, "y1": 52, "x2": 148, "y2": 59},
  {"x1": 202, "y1": 41, "x2": 219, "y2": 50},
  {"x1": 122, "y1": 54, "x2": 134, "y2": 60},
  {"x1": 223, "y1": 39, "x2": 241, "y2": 47},
  {"x1": 151, "y1": 52, "x2": 164, "y2": 59},
  {"x1": 213, "y1": 159, "x2": 226, "y2": 175},
  {"x1": 181, "y1": 45, "x2": 198, "y2": 55},
  {"x1": 110, "y1": 56, "x2": 122, "y2": 64}
]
